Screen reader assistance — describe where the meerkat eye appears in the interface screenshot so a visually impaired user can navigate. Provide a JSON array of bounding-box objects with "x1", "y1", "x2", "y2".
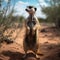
[{"x1": 35, "y1": 8, "x2": 37, "y2": 11}]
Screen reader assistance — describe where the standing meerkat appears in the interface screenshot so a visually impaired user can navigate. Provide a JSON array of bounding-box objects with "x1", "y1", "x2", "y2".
[{"x1": 23, "y1": 6, "x2": 41, "y2": 58}]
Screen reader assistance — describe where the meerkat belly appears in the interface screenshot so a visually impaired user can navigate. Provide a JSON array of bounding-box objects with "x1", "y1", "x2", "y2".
[
  {"x1": 27, "y1": 20, "x2": 36, "y2": 29},
  {"x1": 25, "y1": 30, "x2": 37, "y2": 48}
]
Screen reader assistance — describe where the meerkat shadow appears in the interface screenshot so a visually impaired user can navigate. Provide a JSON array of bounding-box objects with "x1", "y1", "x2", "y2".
[{"x1": 22, "y1": 52, "x2": 40, "y2": 60}]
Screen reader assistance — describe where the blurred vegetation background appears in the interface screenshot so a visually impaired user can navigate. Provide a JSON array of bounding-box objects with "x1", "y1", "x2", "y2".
[
  {"x1": 41, "y1": 0, "x2": 60, "y2": 28},
  {"x1": 0, "y1": 0, "x2": 25, "y2": 42},
  {"x1": 0, "y1": 0, "x2": 25, "y2": 30}
]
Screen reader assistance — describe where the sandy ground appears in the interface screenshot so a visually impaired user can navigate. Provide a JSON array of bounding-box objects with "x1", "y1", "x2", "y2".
[{"x1": 0, "y1": 23, "x2": 60, "y2": 60}]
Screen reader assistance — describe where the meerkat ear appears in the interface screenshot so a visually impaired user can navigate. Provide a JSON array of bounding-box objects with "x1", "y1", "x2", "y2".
[
  {"x1": 35, "y1": 8, "x2": 37, "y2": 11},
  {"x1": 25, "y1": 9, "x2": 28, "y2": 11}
]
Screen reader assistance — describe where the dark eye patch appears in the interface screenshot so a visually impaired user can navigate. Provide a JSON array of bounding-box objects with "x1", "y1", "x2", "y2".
[
  {"x1": 27, "y1": 6, "x2": 37, "y2": 11},
  {"x1": 28, "y1": 6, "x2": 33, "y2": 9}
]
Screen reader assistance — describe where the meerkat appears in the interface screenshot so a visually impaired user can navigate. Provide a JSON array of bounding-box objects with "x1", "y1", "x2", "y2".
[{"x1": 23, "y1": 6, "x2": 40, "y2": 58}]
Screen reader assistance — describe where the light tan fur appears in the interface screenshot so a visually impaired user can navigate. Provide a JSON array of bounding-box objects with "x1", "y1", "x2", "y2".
[
  {"x1": 24, "y1": 16, "x2": 40, "y2": 53},
  {"x1": 23, "y1": 6, "x2": 41, "y2": 58}
]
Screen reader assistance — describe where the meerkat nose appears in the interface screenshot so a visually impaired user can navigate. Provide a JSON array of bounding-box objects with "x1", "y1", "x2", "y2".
[{"x1": 31, "y1": 8, "x2": 35, "y2": 12}]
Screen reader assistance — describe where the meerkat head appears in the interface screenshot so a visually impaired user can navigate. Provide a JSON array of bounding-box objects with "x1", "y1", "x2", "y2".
[{"x1": 25, "y1": 6, "x2": 37, "y2": 15}]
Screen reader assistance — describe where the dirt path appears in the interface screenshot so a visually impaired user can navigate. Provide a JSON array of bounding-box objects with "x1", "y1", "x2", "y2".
[{"x1": 0, "y1": 24, "x2": 60, "y2": 60}]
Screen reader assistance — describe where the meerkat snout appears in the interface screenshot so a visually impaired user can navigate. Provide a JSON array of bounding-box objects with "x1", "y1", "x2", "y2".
[{"x1": 25, "y1": 6, "x2": 37, "y2": 14}]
